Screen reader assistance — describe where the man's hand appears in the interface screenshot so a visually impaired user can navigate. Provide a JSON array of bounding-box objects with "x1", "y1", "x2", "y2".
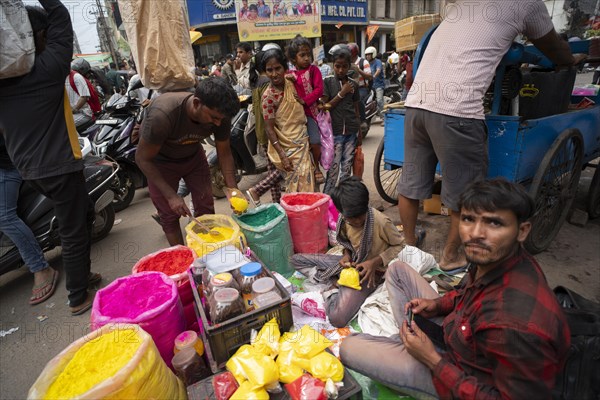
[
  {"x1": 340, "y1": 82, "x2": 354, "y2": 97},
  {"x1": 400, "y1": 320, "x2": 442, "y2": 370},
  {"x1": 225, "y1": 188, "x2": 249, "y2": 215},
  {"x1": 234, "y1": 59, "x2": 241, "y2": 70},
  {"x1": 282, "y1": 155, "x2": 294, "y2": 171},
  {"x1": 405, "y1": 298, "x2": 439, "y2": 319},
  {"x1": 285, "y1": 74, "x2": 296, "y2": 82},
  {"x1": 355, "y1": 258, "x2": 378, "y2": 288},
  {"x1": 168, "y1": 195, "x2": 191, "y2": 218}
]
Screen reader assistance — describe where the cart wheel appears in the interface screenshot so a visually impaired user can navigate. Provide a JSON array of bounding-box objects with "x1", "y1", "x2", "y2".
[
  {"x1": 587, "y1": 166, "x2": 600, "y2": 218},
  {"x1": 525, "y1": 129, "x2": 584, "y2": 254},
  {"x1": 373, "y1": 138, "x2": 401, "y2": 205}
]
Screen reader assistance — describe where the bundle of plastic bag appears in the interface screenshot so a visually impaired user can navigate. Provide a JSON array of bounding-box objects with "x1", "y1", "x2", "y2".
[
  {"x1": 28, "y1": 324, "x2": 185, "y2": 399},
  {"x1": 0, "y1": 1, "x2": 35, "y2": 78},
  {"x1": 316, "y1": 111, "x2": 333, "y2": 170},
  {"x1": 277, "y1": 333, "x2": 305, "y2": 384},
  {"x1": 251, "y1": 318, "x2": 280, "y2": 358},
  {"x1": 337, "y1": 267, "x2": 362, "y2": 290}
]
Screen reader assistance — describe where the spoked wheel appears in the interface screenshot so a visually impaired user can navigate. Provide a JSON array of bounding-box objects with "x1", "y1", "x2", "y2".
[
  {"x1": 525, "y1": 129, "x2": 584, "y2": 254},
  {"x1": 587, "y1": 166, "x2": 600, "y2": 219},
  {"x1": 373, "y1": 138, "x2": 401, "y2": 205}
]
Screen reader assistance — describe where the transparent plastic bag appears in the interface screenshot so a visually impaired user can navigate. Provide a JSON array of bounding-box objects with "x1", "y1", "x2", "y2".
[
  {"x1": 251, "y1": 318, "x2": 280, "y2": 358},
  {"x1": 309, "y1": 352, "x2": 344, "y2": 382},
  {"x1": 337, "y1": 268, "x2": 362, "y2": 291},
  {"x1": 289, "y1": 325, "x2": 333, "y2": 359}
]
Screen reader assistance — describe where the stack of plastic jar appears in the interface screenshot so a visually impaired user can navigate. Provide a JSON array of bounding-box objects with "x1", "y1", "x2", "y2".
[
  {"x1": 251, "y1": 277, "x2": 282, "y2": 309},
  {"x1": 238, "y1": 262, "x2": 264, "y2": 310},
  {"x1": 207, "y1": 272, "x2": 240, "y2": 297},
  {"x1": 174, "y1": 330, "x2": 204, "y2": 356}
]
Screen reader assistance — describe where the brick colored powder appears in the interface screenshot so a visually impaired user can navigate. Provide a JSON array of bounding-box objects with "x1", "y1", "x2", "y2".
[
  {"x1": 99, "y1": 273, "x2": 173, "y2": 319},
  {"x1": 135, "y1": 248, "x2": 194, "y2": 275},
  {"x1": 195, "y1": 226, "x2": 234, "y2": 243},
  {"x1": 283, "y1": 193, "x2": 323, "y2": 207},
  {"x1": 44, "y1": 329, "x2": 140, "y2": 399},
  {"x1": 239, "y1": 207, "x2": 282, "y2": 227}
]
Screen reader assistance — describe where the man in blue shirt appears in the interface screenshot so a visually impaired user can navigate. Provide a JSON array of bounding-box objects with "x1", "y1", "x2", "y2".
[{"x1": 365, "y1": 46, "x2": 385, "y2": 119}]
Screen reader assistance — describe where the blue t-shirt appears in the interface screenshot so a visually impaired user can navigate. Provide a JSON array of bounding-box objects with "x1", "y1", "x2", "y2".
[{"x1": 370, "y1": 59, "x2": 385, "y2": 89}]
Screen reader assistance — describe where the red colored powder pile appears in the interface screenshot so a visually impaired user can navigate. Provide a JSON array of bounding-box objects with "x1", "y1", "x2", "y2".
[
  {"x1": 284, "y1": 193, "x2": 323, "y2": 207},
  {"x1": 135, "y1": 248, "x2": 194, "y2": 275}
]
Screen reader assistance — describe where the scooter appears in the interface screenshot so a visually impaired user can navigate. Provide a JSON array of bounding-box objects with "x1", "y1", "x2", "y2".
[
  {"x1": 208, "y1": 95, "x2": 268, "y2": 198},
  {"x1": 384, "y1": 73, "x2": 403, "y2": 104},
  {"x1": 0, "y1": 137, "x2": 118, "y2": 276},
  {"x1": 362, "y1": 88, "x2": 378, "y2": 138}
]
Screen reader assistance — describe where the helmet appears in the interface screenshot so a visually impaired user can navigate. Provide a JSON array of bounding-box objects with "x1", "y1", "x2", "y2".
[
  {"x1": 262, "y1": 42, "x2": 281, "y2": 52},
  {"x1": 364, "y1": 46, "x2": 377, "y2": 57},
  {"x1": 328, "y1": 43, "x2": 349, "y2": 56},
  {"x1": 347, "y1": 43, "x2": 359, "y2": 59},
  {"x1": 388, "y1": 52, "x2": 399, "y2": 64},
  {"x1": 71, "y1": 58, "x2": 91, "y2": 75}
]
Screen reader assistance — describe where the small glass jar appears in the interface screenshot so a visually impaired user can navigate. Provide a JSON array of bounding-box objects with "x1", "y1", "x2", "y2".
[
  {"x1": 238, "y1": 262, "x2": 264, "y2": 310},
  {"x1": 171, "y1": 347, "x2": 211, "y2": 386},
  {"x1": 173, "y1": 330, "x2": 204, "y2": 357},
  {"x1": 209, "y1": 288, "x2": 245, "y2": 324},
  {"x1": 190, "y1": 259, "x2": 207, "y2": 300}
]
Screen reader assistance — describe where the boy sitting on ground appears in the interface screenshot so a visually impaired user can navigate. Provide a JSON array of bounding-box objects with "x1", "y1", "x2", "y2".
[{"x1": 290, "y1": 176, "x2": 404, "y2": 327}]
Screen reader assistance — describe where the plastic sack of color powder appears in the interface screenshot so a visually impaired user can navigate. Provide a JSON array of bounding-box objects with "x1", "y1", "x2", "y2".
[
  {"x1": 316, "y1": 111, "x2": 333, "y2": 170},
  {"x1": 90, "y1": 272, "x2": 185, "y2": 368},
  {"x1": 131, "y1": 245, "x2": 195, "y2": 329},
  {"x1": 327, "y1": 199, "x2": 339, "y2": 231},
  {"x1": 281, "y1": 193, "x2": 330, "y2": 254},
  {"x1": 337, "y1": 268, "x2": 362, "y2": 291},
  {"x1": 28, "y1": 324, "x2": 186, "y2": 400},
  {"x1": 184, "y1": 214, "x2": 245, "y2": 257},
  {"x1": 285, "y1": 374, "x2": 326, "y2": 400},
  {"x1": 233, "y1": 204, "x2": 294, "y2": 276},
  {"x1": 226, "y1": 345, "x2": 279, "y2": 388},
  {"x1": 276, "y1": 333, "x2": 305, "y2": 384},
  {"x1": 308, "y1": 352, "x2": 344, "y2": 382}
]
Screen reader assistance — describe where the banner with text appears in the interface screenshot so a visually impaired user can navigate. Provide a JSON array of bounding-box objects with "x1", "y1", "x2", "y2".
[{"x1": 235, "y1": 0, "x2": 321, "y2": 41}]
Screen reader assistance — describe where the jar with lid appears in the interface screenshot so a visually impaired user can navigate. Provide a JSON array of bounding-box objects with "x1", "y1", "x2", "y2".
[
  {"x1": 206, "y1": 272, "x2": 240, "y2": 298},
  {"x1": 209, "y1": 287, "x2": 245, "y2": 324},
  {"x1": 190, "y1": 259, "x2": 207, "y2": 300},
  {"x1": 171, "y1": 347, "x2": 211, "y2": 386},
  {"x1": 251, "y1": 277, "x2": 282, "y2": 309},
  {"x1": 238, "y1": 262, "x2": 264, "y2": 310},
  {"x1": 173, "y1": 330, "x2": 204, "y2": 357}
]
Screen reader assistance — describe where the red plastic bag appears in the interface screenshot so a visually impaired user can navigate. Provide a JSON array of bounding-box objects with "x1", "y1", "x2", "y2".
[
  {"x1": 353, "y1": 145, "x2": 364, "y2": 178},
  {"x1": 280, "y1": 193, "x2": 330, "y2": 254},
  {"x1": 285, "y1": 374, "x2": 326, "y2": 400},
  {"x1": 213, "y1": 371, "x2": 239, "y2": 400}
]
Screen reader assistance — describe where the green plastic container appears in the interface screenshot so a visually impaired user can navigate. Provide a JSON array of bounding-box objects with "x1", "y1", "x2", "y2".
[{"x1": 233, "y1": 204, "x2": 294, "y2": 276}]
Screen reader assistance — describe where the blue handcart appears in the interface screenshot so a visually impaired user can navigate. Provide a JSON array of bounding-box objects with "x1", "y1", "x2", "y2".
[{"x1": 375, "y1": 31, "x2": 600, "y2": 254}]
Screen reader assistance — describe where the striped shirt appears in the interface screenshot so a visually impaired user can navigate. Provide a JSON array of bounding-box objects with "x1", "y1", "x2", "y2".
[{"x1": 406, "y1": 0, "x2": 554, "y2": 119}]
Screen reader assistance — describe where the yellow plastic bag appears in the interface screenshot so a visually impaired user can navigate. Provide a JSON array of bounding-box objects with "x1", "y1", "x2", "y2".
[
  {"x1": 230, "y1": 380, "x2": 269, "y2": 400},
  {"x1": 252, "y1": 318, "x2": 280, "y2": 358},
  {"x1": 28, "y1": 324, "x2": 185, "y2": 400},
  {"x1": 276, "y1": 333, "x2": 304, "y2": 384},
  {"x1": 337, "y1": 268, "x2": 362, "y2": 290},
  {"x1": 290, "y1": 325, "x2": 333, "y2": 359},
  {"x1": 226, "y1": 344, "x2": 279, "y2": 388},
  {"x1": 185, "y1": 214, "x2": 245, "y2": 257},
  {"x1": 309, "y1": 352, "x2": 344, "y2": 382}
]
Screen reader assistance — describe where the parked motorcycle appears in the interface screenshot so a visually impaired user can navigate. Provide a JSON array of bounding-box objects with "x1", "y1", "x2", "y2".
[
  {"x1": 0, "y1": 137, "x2": 118, "y2": 276},
  {"x1": 209, "y1": 94, "x2": 268, "y2": 198},
  {"x1": 361, "y1": 88, "x2": 378, "y2": 138},
  {"x1": 384, "y1": 72, "x2": 403, "y2": 105},
  {"x1": 91, "y1": 82, "x2": 146, "y2": 212}
]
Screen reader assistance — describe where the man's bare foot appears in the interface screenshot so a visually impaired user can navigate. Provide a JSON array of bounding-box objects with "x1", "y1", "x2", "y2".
[
  {"x1": 439, "y1": 259, "x2": 468, "y2": 271},
  {"x1": 439, "y1": 248, "x2": 467, "y2": 271}
]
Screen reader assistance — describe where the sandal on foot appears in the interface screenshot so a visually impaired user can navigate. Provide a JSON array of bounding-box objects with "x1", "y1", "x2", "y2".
[
  {"x1": 415, "y1": 228, "x2": 427, "y2": 249},
  {"x1": 29, "y1": 269, "x2": 59, "y2": 305},
  {"x1": 70, "y1": 291, "x2": 95, "y2": 316},
  {"x1": 245, "y1": 189, "x2": 261, "y2": 207},
  {"x1": 440, "y1": 264, "x2": 469, "y2": 275}
]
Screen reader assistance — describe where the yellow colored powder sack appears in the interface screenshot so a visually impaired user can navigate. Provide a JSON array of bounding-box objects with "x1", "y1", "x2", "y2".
[
  {"x1": 196, "y1": 226, "x2": 234, "y2": 243},
  {"x1": 44, "y1": 329, "x2": 140, "y2": 399},
  {"x1": 337, "y1": 268, "x2": 362, "y2": 290}
]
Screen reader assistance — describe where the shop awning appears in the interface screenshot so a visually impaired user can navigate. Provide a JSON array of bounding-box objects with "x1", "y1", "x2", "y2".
[{"x1": 190, "y1": 30, "x2": 202, "y2": 44}]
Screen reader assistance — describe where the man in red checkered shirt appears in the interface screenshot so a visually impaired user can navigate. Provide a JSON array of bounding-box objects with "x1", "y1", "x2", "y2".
[{"x1": 341, "y1": 178, "x2": 570, "y2": 399}]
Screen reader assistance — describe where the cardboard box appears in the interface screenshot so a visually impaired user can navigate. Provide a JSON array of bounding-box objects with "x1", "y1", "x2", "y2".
[
  {"x1": 423, "y1": 194, "x2": 452, "y2": 216},
  {"x1": 395, "y1": 14, "x2": 442, "y2": 52}
]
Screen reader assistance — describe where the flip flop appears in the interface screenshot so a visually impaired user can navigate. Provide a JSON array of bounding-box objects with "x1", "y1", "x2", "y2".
[
  {"x1": 245, "y1": 189, "x2": 261, "y2": 207},
  {"x1": 29, "y1": 269, "x2": 59, "y2": 305},
  {"x1": 70, "y1": 291, "x2": 95, "y2": 316}
]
